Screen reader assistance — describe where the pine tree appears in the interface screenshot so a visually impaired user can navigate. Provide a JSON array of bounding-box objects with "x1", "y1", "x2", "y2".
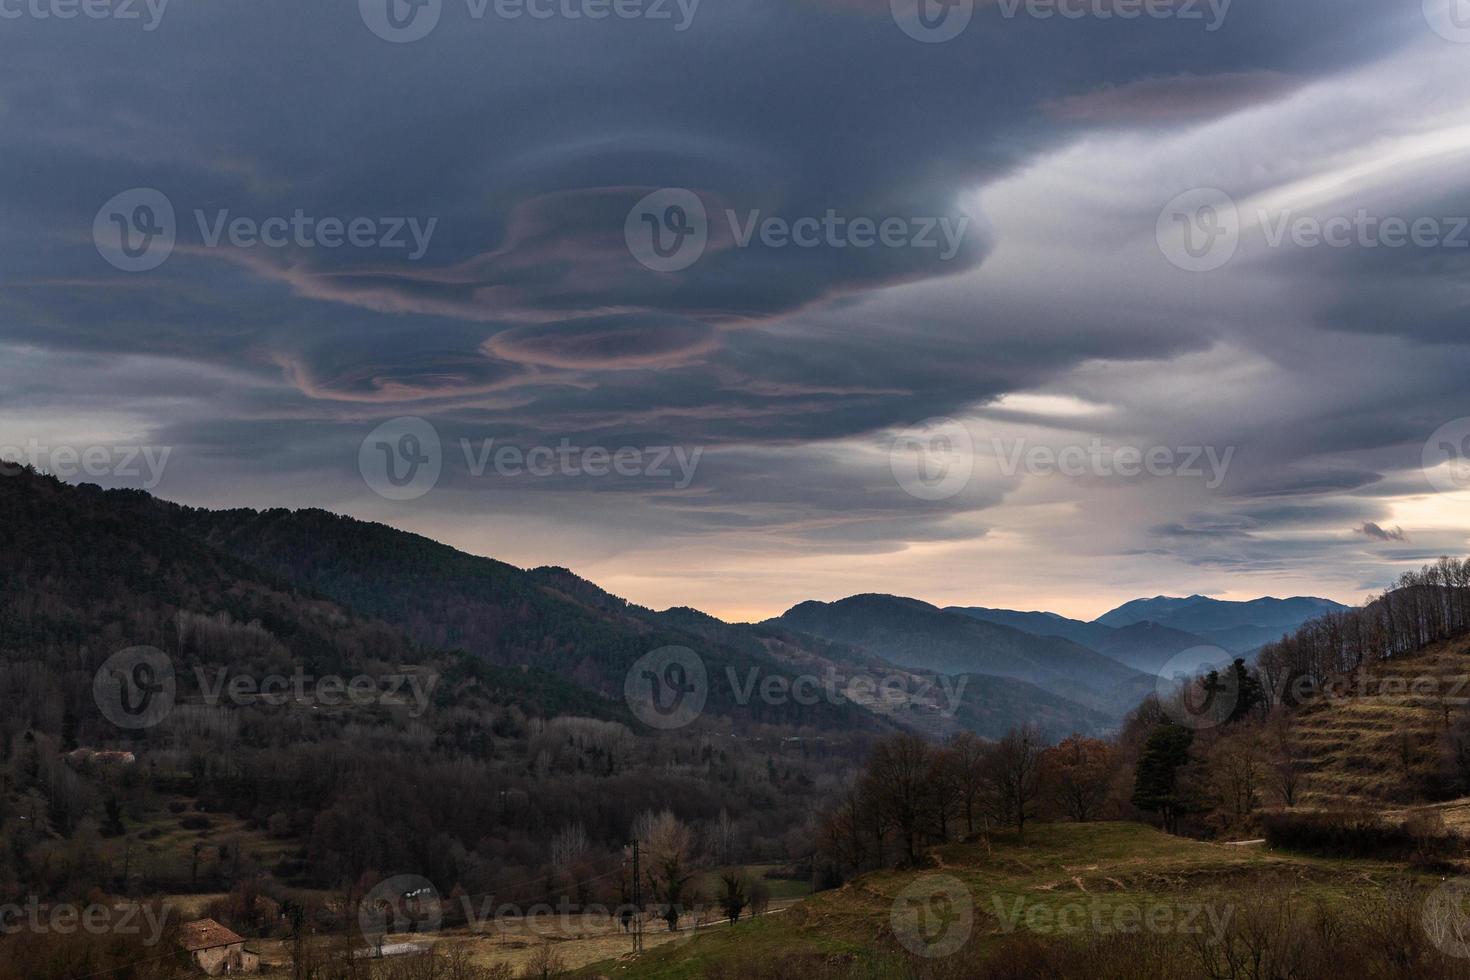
[{"x1": 1132, "y1": 723, "x2": 1195, "y2": 834}]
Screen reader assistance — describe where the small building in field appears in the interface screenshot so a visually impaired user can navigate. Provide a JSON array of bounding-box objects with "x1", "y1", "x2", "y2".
[{"x1": 178, "y1": 918, "x2": 259, "y2": 975}]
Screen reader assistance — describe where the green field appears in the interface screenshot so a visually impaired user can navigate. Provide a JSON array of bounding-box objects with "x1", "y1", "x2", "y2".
[
  {"x1": 691, "y1": 864, "x2": 813, "y2": 903},
  {"x1": 577, "y1": 822, "x2": 1461, "y2": 979}
]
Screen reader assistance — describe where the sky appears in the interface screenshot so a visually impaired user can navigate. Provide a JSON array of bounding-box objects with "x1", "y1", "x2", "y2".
[{"x1": 3, "y1": 0, "x2": 1470, "y2": 622}]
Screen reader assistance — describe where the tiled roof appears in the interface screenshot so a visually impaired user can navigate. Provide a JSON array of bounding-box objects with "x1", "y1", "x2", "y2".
[{"x1": 179, "y1": 918, "x2": 246, "y2": 951}]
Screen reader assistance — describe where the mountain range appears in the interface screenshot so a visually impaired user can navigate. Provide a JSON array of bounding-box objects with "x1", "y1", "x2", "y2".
[
  {"x1": 946, "y1": 593, "x2": 1346, "y2": 672},
  {"x1": 1, "y1": 469, "x2": 1345, "y2": 740},
  {"x1": 1092, "y1": 594, "x2": 1348, "y2": 653}
]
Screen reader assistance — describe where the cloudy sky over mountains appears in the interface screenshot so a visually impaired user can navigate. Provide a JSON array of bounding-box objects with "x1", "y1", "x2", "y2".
[{"x1": 3, "y1": 0, "x2": 1469, "y2": 619}]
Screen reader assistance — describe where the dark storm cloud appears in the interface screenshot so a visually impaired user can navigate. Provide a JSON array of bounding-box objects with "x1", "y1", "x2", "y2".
[
  {"x1": 1356, "y1": 522, "x2": 1407, "y2": 542},
  {"x1": 0, "y1": 0, "x2": 1462, "y2": 602}
]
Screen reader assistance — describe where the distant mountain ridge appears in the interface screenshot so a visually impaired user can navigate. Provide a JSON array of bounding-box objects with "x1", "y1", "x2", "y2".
[
  {"x1": 950, "y1": 593, "x2": 1346, "y2": 667},
  {"x1": 943, "y1": 606, "x2": 1118, "y2": 650},
  {"x1": 946, "y1": 605, "x2": 1214, "y2": 674},
  {"x1": 767, "y1": 594, "x2": 1152, "y2": 717},
  {"x1": 1093, "y1": 594, "x2": 1348, "y2": 652}
]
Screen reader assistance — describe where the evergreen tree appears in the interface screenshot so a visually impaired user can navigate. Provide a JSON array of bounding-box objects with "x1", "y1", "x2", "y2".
[{"x1": 1132, "y1": 723, "x2": 1195, "y2": 834}]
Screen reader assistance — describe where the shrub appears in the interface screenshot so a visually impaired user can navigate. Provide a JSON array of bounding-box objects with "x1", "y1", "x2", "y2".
[{"x1": 1257, "y1": 809, "x2": 1450, "y2": 858}]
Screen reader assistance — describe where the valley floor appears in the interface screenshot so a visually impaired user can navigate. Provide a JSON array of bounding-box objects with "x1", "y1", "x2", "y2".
[{"x1": 568, "y1": 822, "x2": 1470, "y2": 979}]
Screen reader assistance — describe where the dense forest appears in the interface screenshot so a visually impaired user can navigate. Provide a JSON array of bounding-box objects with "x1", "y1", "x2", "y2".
[{"x1": 0, "y1": 470, "x2": 885, "y2": 939}]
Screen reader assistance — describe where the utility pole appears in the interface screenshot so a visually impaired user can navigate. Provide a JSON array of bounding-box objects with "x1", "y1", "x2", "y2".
[{"x1": 631, "y1": 840, "x2": 643, "y2": 954}]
